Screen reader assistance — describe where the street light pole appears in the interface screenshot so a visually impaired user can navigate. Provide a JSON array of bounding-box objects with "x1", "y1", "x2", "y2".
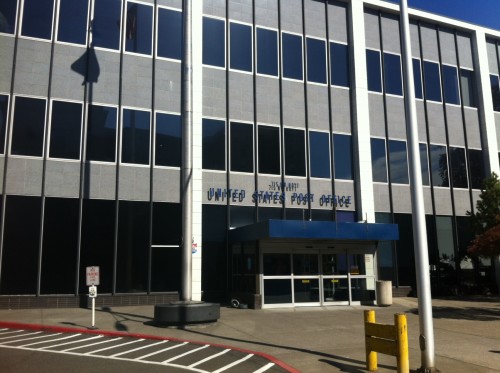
[{"x1": 399, "y1": 0, "x2": 438, "y2": 371}]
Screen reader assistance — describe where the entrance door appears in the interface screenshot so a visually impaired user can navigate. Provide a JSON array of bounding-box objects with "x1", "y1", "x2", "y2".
[{"x1": 321, "y1": 253, "x2": 349, "y2": 305}]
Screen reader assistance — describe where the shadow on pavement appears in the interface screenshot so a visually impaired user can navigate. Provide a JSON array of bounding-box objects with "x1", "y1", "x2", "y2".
[
  {"x1": 97, "y1": 307, "x2": 154, "y2": 332},
  {"x1": 410, "y1": 306, "x2": 500, "y2": 321}
]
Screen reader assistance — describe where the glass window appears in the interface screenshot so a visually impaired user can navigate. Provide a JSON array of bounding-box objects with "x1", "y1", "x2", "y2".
[
  {"x1": 92, "y1": 0, "x2": 122, "y2": 50},
  {"x1": 41, "y1": 198, "x2": 79, "y2": 294},
  {"x1": 116, "y1": 200, "x2": 149, "y2": 293},
  {"x1": 21, "y1": 0, "x2": 54, "y2": 40},
  {"x1": 258, "y1": 125, "x2": 280, "y2": 175},
  {"x1": 423, "y1": 61, "x2": 442, "y2": 102},
  {"x1": 230, "y1": 122, "x2": 253, "y2": 173},
  {"x1": 371, "y1": 137, "x2": 387, "y2": 182},
  {"x1": 309, "y1": 131, "x2": 330, "y2": 178},
  {"x1": 420, "y1": 143, "x2": 430, "y2": 186},
  {"x1": 384, "y1": 53, "x2": 403, "y2": 96},
  {"x1": 449, "y1": 147, "x2": 468, "y2": 188},
  {"x1": 57, "y1": 0, "x2": 89, "y2": 45},
  {"x1": 460, "y1": 69, "x2": 476, "y2": 107},
  {"x1": 257, "y1": 28, "x2": 278, "y2": 76},
  {"x1": 430, "y1": 144, "x2": 448, "y2": 187},
  {"x1": 0, "y1": 0, "x2": 17, "y2": 34},
  {"x1": 264, "y1": 253, "x2": 290, "y2": 275},
  {"x1": 49, "y1": 101, "x2": 82, "y2": 160},
  {"x1": 0, "y1": 95, "x2": 8, "y2": 154},
  {"x1": 125, "y1": 2, "x2": 153, "y2": 55},
  {"x1": 413, "y1": 58, "x2": 423, "y2": 99},
  {"x1": 86, "y1": 104, "x2": 117, "y2": 162},
  {"x1": 11, "y1": 96, "x2": 46, "y2": 157},
  {"x1": 230, "y1": 22, "x2": 252, "y2": 72},
  {"x1": 203, "y1": 17, "x2": 225, "y2": 68},
  {"x1": 468, "y1": 149, "x2": 484, "y2": 189},
  {"x1": 1, "y1": 196, "x2": 41, "y2": 295},
  {"x1": 157, "y1": 7, "x2": 182, "y2": 60},
  {"x1": 284, "y1": 128, "x2": 306, "y2": 177},
  {"x1": 80, "y1": 199, "x2": 115, "y2": 293},
  {"x1": 490, "y1": 75, "x2": 500, "y2": 111},
  {"x1": 121, "y1": 108, "x2": 150, "y2": 165},
  {"x1": 152, "y1": 202, "x2": 182, "y2": 245},
  {"x1": 366, "y1": 49, "x2": 382, "y2": 93},
  {"x1": 202, "y1": 118, "x2": 225, "y2": 170},
  {"x1": 306, "y1": 38, "x2": 326, "y2": 84},
  {"x1": 388, "y1": 140, "x2": 409, "y2": 184},
  {"x1": 436, "y1": 216, "x2": 455, "y2": 263},
  {"x1": 282, "y1": 32, "x2": 303, "y2": 80},
  {"x1": 442, "y1": 65, "x2": 460, "y2": 105},
  {"x1": 333, "y1": 134, "x2": 353, "y2": 180},
  {"x1": 155, "y1": 112, "x2": 181, "y2": 167},
  {"x1": 330, "y1": 42, "x2": 349, "y2": 87}
]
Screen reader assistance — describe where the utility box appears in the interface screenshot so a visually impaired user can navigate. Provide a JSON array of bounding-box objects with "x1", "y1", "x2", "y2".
[{"x1": 376, "y1": 280, "x2": 392, "y2": 307}]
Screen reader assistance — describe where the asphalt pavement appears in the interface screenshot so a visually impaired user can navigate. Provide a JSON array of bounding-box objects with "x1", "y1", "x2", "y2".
[{"x1": 0, "y1": 297, "x2": 499, "y2": 372}]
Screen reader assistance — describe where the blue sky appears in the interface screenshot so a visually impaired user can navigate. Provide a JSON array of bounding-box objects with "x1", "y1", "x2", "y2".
[{"x1": 387, "y1": 0, "x2": 500, "y2": 31}]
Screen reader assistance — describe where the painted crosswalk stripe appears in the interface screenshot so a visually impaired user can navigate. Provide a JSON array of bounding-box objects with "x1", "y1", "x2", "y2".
[
  {"x1": 0, "y1": 331, "x2": 42, "y2": 340},
  {"x1": 0, "y1": 333, "x2": 62, "y2": 344},
  {"x1": 135, "y1": 342, "x2": 187, "y2": 360},
  {"x1": 189, "y1": 348, "x2": 230, "y2": 368},
  {"x1": 162, "y1": 344, "x2": 209, "y2": 363},
  {"x1": 253, "y1": 362, "x2": 275, "y2": 372},
  {"x1": 212, "y1": 354, "x2": 254, "y2": 373},
  {"x1": 39, "y1": 335, "x2": 100, "y2": 349},
  {"x1": 85, "y1": 338, "x2": 144, "y2": 355},
  {"x1": 110, "y1": 340, "x2": 167, "y2": 357},
  {"x1": 20, "y1": 333, "x2": 82, "y2": 348},
  {"x1": 61, "y1": 337, "x2": 123, "y2": 352}
]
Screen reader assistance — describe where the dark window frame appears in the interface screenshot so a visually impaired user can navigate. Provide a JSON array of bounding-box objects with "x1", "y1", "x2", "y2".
[
  {"x1": 57, "y1": 0, "x2": 89, "y2": 45},
  {"x1": 281, "y1": 31, "x2": 303, "y2": 81},
  {"x1": 202, "y1": 117, "x2": 226, "y2": 171},
  {"x1": 48, "y1": 99, "x2": 83, "y2": 160},
  {"x1": 413, "y1": 58, "x2": 423, "y2": 99},
  {"x1": 86, "y1": 103, "x2": 118, "y2": 163},
  {"x1": 121, "y1": 107, "x2": 151, "y2": 166},
  {"x1": 0, "y1": 0, "x2": 18, "y2": 35},
  {"x1": 154, "y1": 111, "x2": 182, "y2": 168},
  {"x1": 366, "y1": 49, "x2": 382, "y2": 93},
  {"x1": 383, "y1": 52, "x2": 403, "y2": 96},
  {"x1": 284, "y1": 127, "x2": 306, "y2": 177},
  {"x1": 21, "y1": 0, "x2": 55, "y2": 40},
  {"x1": 258, "y1": 125, "x2": 281, "y2": 175},
  {"x1": 256, "y1": 26, "x2": 279, "y2": 77},
  {"x1": 202, "y1": 16, "x2": 226, "y2": 68},
  {"x1": 370, "y1": 137, "x2": 387, "y2": 183},
  {"x1": 11, "y1": 95, "x2": 47, "y2": 157},
  {"x1": 91, "y1": 0, "x2": 123, "y2": 51},
  {"x1": 230, "y1": 121, "x2": 254, "y2": 173},
  {"x1": 423, "y1": 60, "x2": 442, "y2": 102},
  {"x1": 124, "y1": 1, "x2": 154, "y2": 56},
  {"x1": 156, "y1": 6, "x2": 183, "y2": 61},
  {"x1": 309, "y1": 131, "x2": 331, "y2": 179},
  {"x1": 442, "y1": 64, "x2": 460, "y2": 105},
  {"x1": 230, "y1": 21, "x2": 253, "y2": 73},
  {"x1": 330, "y1": 41, "x2": 350, "y2": 88},
  {"x1": 306, "y1": 37, "x2": 327, "y2": 85}
]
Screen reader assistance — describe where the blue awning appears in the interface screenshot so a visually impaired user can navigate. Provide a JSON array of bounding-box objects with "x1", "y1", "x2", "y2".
[{"x1": 229, "y1": 219, "x2": 399, "y2": 243}]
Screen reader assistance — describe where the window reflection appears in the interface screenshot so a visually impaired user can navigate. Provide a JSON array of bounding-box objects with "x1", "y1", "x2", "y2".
[
  {"x1": 330, "y1": 42, "x2": 350, "y2": 87},
  {"x1": 371, "y1": 137, "x2": 387, "y2": 182},
  {"x1": 86, "y1": 105, "x2": 117, "y2": 162},
  {"x1": 442, "y1": 65, "x2": 460, "y2": 105},
  {"x1": 307, "y1": 38, "x2": 326, "y2": 84},
  {"x1": 282, "y1": 32, "x2": 303, "y2": 80},
  {"x1": 429, "y1": 144, "x2": 448, "y2": 187},
  {"x1": 309, "y1": 131, "x2": 330, "y2": 178},
  {"x1": 230, "y1": 22, "x2": 252, "y2": 72},
  {"x1": 257, "y1": 28, "x2": 278, "y2": 76},
  {"x1": 333, "y1": 134, "x2": 353, "y2": 180},
  {"x1": 460, "y1": 69, "x2": 476, "y2": 107},
  {"x1": 92, "y1": 0, "x2": 122, "y2": 50},
  {"x1": 11, "y1": 96, "x2": 46, "y2": 157},
  {"x1": 490, "y1": 75, "x2": 500, "y2": 111},
  {"x1": 413, "y1": 58, "x2": 423, "y2": 99},
  {"x1": 49, "y1": 100, "x2": 82, "y2": 160},
  {"x1": 0, "y1": 0, "x2": 18, "y2": 34},
  {"x1": 155, "y1": 112, "x2": 181, "y2": 167},
  {"x1": 57, "y1": 0, "x2": 89, "y2": 45},
  {"x1": 125, "y1": 2, "x2": 153, "y2": 55},
  {"x1": 157, "y1": 8, "x2": 182, "y2": 60},
  {"x1": 230, "y1": 122, "x2": 253, "y2": 173},
  {"x1": 366, "y1": 49, "x2": 382, "y2": 92},
  {"x1": 21, "y1": 0, "x2": 54, "y2": 40},
  {"x1": 258, "y1": 126, "x2": 280, "y2": 175},
  {"x1": 449, "y1": 147, "x2": 468, "y2": 188},
  {"x1": 122, "y1": 108, "x2": 150, "y2": 165},
  {"x1": 384, "y1": 53, "x2": 403, "y2": 96},
  {"x1": 388, "y1": 140, "x2": 409, "y2": 184},
  {"x1": 202, "y1": 118, "x2": 225, "y2": 170},
  {"x1": 203, "y1": 17, "x2": 225, "y2": 67},
  {"x1": 284, "y1": 128, "x2": 306, "y2": 177},
  {"x1": 0, "y1": 95, "x2": 8, "y2": 154},
  {"x1": 468, "y1": 149, "x2": 484, "y2": 189},
  {"x1": 423, "y1": 61, "x2": 442, "y2": 102},
  {"x1": 420, "y1": 143, "x2": 430, "y2": 186}
]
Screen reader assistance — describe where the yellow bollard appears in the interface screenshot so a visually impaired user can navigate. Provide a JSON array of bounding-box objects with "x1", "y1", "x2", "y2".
[
  {"x1": 364, "y1": 310, "x2": 377, "y2": 371},
  {"x1": 395, "y1": 313, "x2": 409, "y2": 373}
]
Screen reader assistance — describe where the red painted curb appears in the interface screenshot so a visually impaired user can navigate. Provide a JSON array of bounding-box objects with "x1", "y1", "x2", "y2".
[{"x1": 0, "y1": 321, "x2": 300, "y2": 373}]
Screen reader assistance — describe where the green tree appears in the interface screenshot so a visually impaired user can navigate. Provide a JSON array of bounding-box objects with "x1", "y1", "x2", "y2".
[{"x1": 468, "y1": 172, "x2": 500, "y2": 238}]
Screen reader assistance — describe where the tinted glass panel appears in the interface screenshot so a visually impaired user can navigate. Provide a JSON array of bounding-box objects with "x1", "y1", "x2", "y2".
[
  {"x1": 1, "y1": 196, "x2": 41, "y2": 294},
  {"x1": 41, "y1": 198, "x2": 79, "y2": 294},
  {"x1": 366, "y1": 49, "x2": 382, "y2": 92},
  {"x1": 0, "y1": 0, "x2": 17, "y2": 34},
  {"x1": 258, "y1": 126, "x2": 280, "y2": 175},
  {"x1": 92, "y1": 0, "x2": 122, "y2": 50},
  {"x1": 449, "y1": 147, "x2": 468, "y2": 188},
  {"x1": 21, "y1": 0, "x2": 53, "y2": 39},
  {"x1": 384, "y1": 53, "x2": 403, "y2": 95},
  {"x1": 122, "y1": 109, "x2": 150, "y2": 165},
  {"x1": 264, "y1": 279, "x2": 292, "y2": 304},
  {"x1": 330, "y1": 42, "x2": 349, "y2": 87},
  {"x1": 0, "y1": 95, "x2": 8, "y2": 154},
  {"x1": 282, "y1": 32, "x2": 303, "y2": 80},
  {"x1": 284, "y1": 128, "x2": 305, "y2": 176},
  {"x1": 202, "y1": 118, "x2": 225, "y2": 170},
  {"x1": 309, "y1": 131, "x2": 330, "y2": 178},
  {"x1": 436, "y1": 216, "x2": 455, "y2": 261},
  {"x1": 460, "y1": 69, "x2": 476, "y2": 107},
  {"x1": 230, "y1": 22, "x2": 252, "y2": 72},
  {"x1": 306, "y1": 38, "x2": 326, "y2": 84},
  {"x1": 370, "y1": 138, "x2": 387, "y2": 182},
  {"x1": 157, "y1": 8, "x2": 182, "y2": 60},
  {"x1": 116, "y1": 201, "x2": 149, "y2": 293},
  {"x1": 125, "y1": 2, "x2": 153, "y2": 55},
  {"x1": 413, "y1": 58, "x2": 423, "y2": 99},
  {"x1": 80, "y1": 199, "x2": 115, "y2": 293},
  {"x1": 420, "y1": 143, "x2": 430, "y2": 186},
  {"x1": 442, "y1": 65, "x2": 460, "y2": 104},
  {"x1": 264, "y1": 253, "x2": 290, "y2": 275},
  {"x1": 57, "y1": 0, "x2": 88, "y2": 44},
  {"x1": 152, "y1": 202, "x2": 182, "y2": 245},
  {"x1": 151, "y1": 246, "x2": 181, "y2": 292},
  {"x1": 86, "y1": 105, "x2": 117, "y2": 162},
  {"x1": 11, "y1": 96, "x2": 46, "y2": 156},
  {"x1": 423, "y1": 61, "x2": 442, "y2": 102},
  {"x1": 388, "y1": 140, "x2": 409, "y2": 184},
  {"x1": 155, "y1": 112, "x2": 181, "y2": 167},
  {"x1": 337, "y1": 210, "x2": 356, "y2": 222},
  {"x1": 257, "y1": 28, "x2": 278, "y2": 76},
  {"x1": 468, "y1": 149, "x2": 484, "y2": 189},
  {"x1": 49, "y1": 101, "x2": 82, "y2": 160},
  {"x1": 394, "y1": 213, "x2": 415, "y2": 286},
  {"x1": 333, "y1": 134, "x2": 353, "y2": 180},
  {"x1": 203, "y1": 17, "x2": 225, "y2": 67},
  {"x1": 490, "y1": 75, "x2": 500, "y2": 111},
  {"x1": 230, "y1": 122, "x2": 253, "y2": 173},
  {"x1": 430, "y1": 144, "x2": 448, "y2": 187}
]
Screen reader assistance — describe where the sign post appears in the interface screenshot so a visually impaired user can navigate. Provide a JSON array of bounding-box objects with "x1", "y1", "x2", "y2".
[{"x1": 86, "y1": 266, "x2": 100, "y2": 330}]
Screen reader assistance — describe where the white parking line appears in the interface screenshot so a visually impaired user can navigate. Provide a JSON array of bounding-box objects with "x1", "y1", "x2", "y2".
[
  {"x1": 212, "y1": 354, "x2": 254, "y2": 372},
  {"x1": 189, "y1": 348, "x2": 230, "y2": 368},
  {"x1": 134, "y1": 342, "x2": 187, "y2": 360},
  {"x1": 253, "y1": 362, "x2": 275, "y2": 372},
  {"x1": 39, "y1": 335, "x2": 100, "y2": 349},
  {"x1": 0, "y1": 330, "x2": 24, "y2": 336},
  {"x1": 162, "y1": 344, "x2": 209, "y2": 364},
  {"x1": 20, "y1": 333, "x2": 82, "y2": 347},
  {"x1": 0, "y1": 333, "x2": 62, "y2": 344},
  {"x1": 84, "y1": 338, "x2": 144, "y2": 355},
  {"x1": 62, "y1": 337, "x2": 123, "y2": 352},
  {"x1": 0, "y1": 331, "x2": 42, "y2": 340},
  {"x1": 110, "y1": 340, "x2": 167, "y2": 357}
]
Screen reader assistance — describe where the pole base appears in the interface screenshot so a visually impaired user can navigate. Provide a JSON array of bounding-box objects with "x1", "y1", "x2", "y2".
[
  {"x1": 416, "y1": 367, "x2": 440, "y2": 373},
  {"x1": 154, "y1": 301, "x2": 220, "y2": 326},
  {"x1": 88, "y1": 326, "x2": 98, "y2": 330}
]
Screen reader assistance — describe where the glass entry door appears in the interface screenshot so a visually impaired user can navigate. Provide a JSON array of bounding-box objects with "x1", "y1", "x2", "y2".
[{"x1": 321, "y1": 254, "x2": 349, "y2": 305}]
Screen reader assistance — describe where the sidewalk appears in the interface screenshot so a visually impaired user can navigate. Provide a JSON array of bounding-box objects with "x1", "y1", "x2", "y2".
[{"x1": 0, "y1": 297, "x2": 499, "y2": 372}]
